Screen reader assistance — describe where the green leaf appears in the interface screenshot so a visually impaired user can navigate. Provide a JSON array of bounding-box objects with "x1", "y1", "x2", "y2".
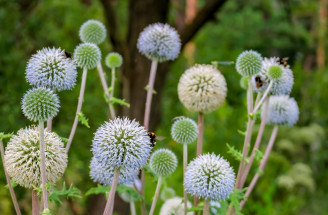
[
  {"x1": 144, "y1": 85, "x2": 157, "y2": 94},
  {"x1": 227, "y1": 143, "x2": 243, "y2": 162},
  {"x1": 229, "y1": 188, "x2": 246, "y2": 215},
  {"x1": 254, "y1": 149, "x2": 264, "y2": 162},
  {"x1": 104, "y1": 93, "x2": 110, "y2": 104},
  {"x1": 4, "y1": 180, "x2": 17, "y2": 189},
  {"x1": 77, "y1": 112, "x2": 90, "y2": 128},
  {"x1": 49, "y1": 183, "x2": 81, "y2": 205},
  {"x1": 41, "y1": 209, "x2": 52, "y2": 215},
  {"x1": 110, "y1": 97, "x2": 130, "y2": 108},
  {"x1": 0, "y1": 132, "x2": 13, "y2": 140},
  {"x1": 237, "y1": 130, "x2": 246, "y2": 136},
  {"x1": 107, "y1": 87, "x2": 112, "y2": 93},
  {"x1": 85, "y1": 184, "x2": 110, "y2": 196},
  {"x1": 117, "y1": 184, "x2": 143, "y2": 201},
  {"x1": 59, "y1": 136, "x2": 68, "y2": 143}
]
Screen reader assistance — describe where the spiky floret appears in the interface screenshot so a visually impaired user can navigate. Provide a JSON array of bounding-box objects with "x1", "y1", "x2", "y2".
[
  {"x1": 79, "y1": 20, "x2": 106, "y2": 44},
  {"x1": 105, "y1": 52, "x2": 123, "y2": 68},
  {"x1": 73, "y1": 43, "x2": 101, "y2": 69},
  {"x1": 184, "y1": 153, "x2": 235, "y2": 200},
  {"x1": 159, "y1": 197, "x2": 193, "y2": 215},
  {"x1": 22, "y1": 87, "x2": 60, "y2": 122},
  {"x1": 236, "y1": 50, "x2": 263, "y2": 77},
  {"x1": 171, "y1": 117, "x2": 198, "y2": 144},
  {"x1": 26, "y1": 47, "x2": 77, "y2": 91},
  {"x1": 137, "y1": 23, "x2": 181, "y2": 62},
  {"x1": 150, "y1": 149, "x2": 177, "y2": 177},
  {"x1": 252, "y1": 57, "x2": 294, "y2": 95},
  {"x1": 264, "y1": 95, "x2": 299, "y2": 126},
  {"x1": 89, "y1": 157, "x2": 138, "y2": 185},
  {"x1": 178, "y1": 64, "x2": 227, "y2": 113},
  {"x1": 268, "y1": 65, "x2": 283, "y2": 80},
  {"x1": 92, "y1": 117, "x2": 151, "y2": 170},
  {"x1": 4, "y1": 126, "x2": 67, "y2": 188}
]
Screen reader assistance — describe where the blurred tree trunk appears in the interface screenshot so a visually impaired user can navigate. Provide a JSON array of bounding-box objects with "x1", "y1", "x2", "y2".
[{"x1": 317, "y1": 0, "x2": 327, "y2": 71}]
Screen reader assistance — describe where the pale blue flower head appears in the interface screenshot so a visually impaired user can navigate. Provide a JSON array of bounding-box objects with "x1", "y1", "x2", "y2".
[
  {"x1": 137, "y1": 23, "x2": 181, "y2": 62},
  {"x1": 171, "y1": 117, "x2": 198, "y2": 144},
  {"x1": 185, "y1": 153, "x2": 235, "y2": 200},
  {"x1": 89, "y1": 157, "x2": 139, "y2": 185},
  {"x1": 264, "y1": 95, "x2": 299, "y2": 126},
  {"x1": 92, "y1": 117, "x2": 151, "y2": 170},
  {"x1": 26, "y1": 47, "x2": 77, "y2": 91}
]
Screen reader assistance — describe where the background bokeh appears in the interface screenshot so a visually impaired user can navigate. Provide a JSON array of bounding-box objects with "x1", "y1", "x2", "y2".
[{"x1": 1, "y1": 0, "x2": 327, "y2": 214}]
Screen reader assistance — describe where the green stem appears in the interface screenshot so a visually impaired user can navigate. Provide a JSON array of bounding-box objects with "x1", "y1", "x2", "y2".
[
  {"x1": 39, "y1": 120, "x2": 48, "y2": 210},
  {"x1": 149, "y1": 176, "x2": 162, "y2": 215},
  {"x1": 183, "y1": 143, "x2": 188, "y2": 215},
  {"x1": 252, "y1": 81, "x2": 273, "y2": 114}
]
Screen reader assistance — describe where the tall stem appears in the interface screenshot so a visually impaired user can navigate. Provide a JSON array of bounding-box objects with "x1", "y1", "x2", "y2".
[
  {"x1": 252, "y1": 81, "x2": 273, "y2": 114},
  {"x1": 202, "y1": 199, "x2": 210, "y2": 215},
  {"x1": 32, "y1": 190, "x2": 39, "y2": 215},
  {"x1": 194, "y1": 112, "x2": 204, "y2": 211},
  {"x1": 0, "y1": 139, "x2": 21, "y2": 215},
  {"x1": 183, "y1": 143, "x2": 188, "y2": 215},
  {"x1": 130, "y1": 201, "x2": 136, "y2": 215},
  {"x1": 240, "y1": 97, "x2": 270, "y2": 187},
  {"x1": 103, "y1": 168, "x2": 120, "y2": 215},
  {"x1": 46, "y1": 119, "x2": 52, "y2": 131},
  {"x1": 97, "y1": 63, "x2": 116, "y2": 119},
  {"x1": 39, "y1": 120, "x2": 48, "y2": 209},
  {"x1": 240, "y1": 125, "x2": 279, "y2": 209},
  {"x1": 111, "y1": 67, "x2": 116, "y2": 100},
  {"x1": 149, "y1": 176, "x2": 162, "y2": 215},
  {"x1": 66, "y1": 68, "x2": 88, "y2": 153}
]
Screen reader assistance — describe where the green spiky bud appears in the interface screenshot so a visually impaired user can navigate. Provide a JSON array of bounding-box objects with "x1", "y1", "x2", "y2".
[
  {"x1": 171, "y1": 117, "x2": 198, "y2": 144},
  {"x1": 79, "y1": 20, "x2": 106, "y2": 44},
  {"x1": 268, "y1": 65, "x2": 283, "y2": 80},
  {"x1": 22, "y1": 88, "x2": 60, "y2": 122},
  {"x1": 236, "y1": 50, "x2": 262, "y2": 77},
  {"x1": 105, "y1": 52, "x2": 123, "y2": 68},
  {"x1": 240, "y1": 76, "x2": 249, "y2": 90},
  {"x1": 150, "y1": 149, "x2": 178, "y2": 177},
  {"x1": 74, "y1": 43, "x2": 101, "y2": 69}
]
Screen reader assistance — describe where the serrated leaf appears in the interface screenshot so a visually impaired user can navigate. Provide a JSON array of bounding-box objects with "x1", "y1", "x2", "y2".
[
  {"x1": 144, "y1": 85, "x2": 157, "y2": 94},
  {"x1": 254, "y1": 149, "x2": 264, "y2": 162},
  {"x1": 110, "y1": 97, "x2": 130, "y2": 108},
  {"x1": 49, "y1": 183, "x2": 81, "y2": 205},
  {"x1": 0, "y1": 132, "x2": 13, "y2": 140},
  {"x1": 77, "y1": 112, "x2": 90, "y2": 128},
  {"x1": 85, "y1": 184, "x2": 110, "y2": 196},
  {"x1": 229, "y1": 188, "x2": 246, "y2": 215},
  {"x1": 117, "y1": 185, "x2": 143, "y2": 201},
  {"x1": 227, "y1": 143, "x2": 243, "y2": 162}
]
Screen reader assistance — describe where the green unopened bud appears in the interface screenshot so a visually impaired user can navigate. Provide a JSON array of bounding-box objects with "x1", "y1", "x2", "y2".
[{"x1": 268, "y1": 65, "x2": 283, "y2": 80}]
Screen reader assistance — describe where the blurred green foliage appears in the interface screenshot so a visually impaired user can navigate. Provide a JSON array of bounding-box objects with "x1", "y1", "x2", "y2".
[{"x1": 1, "y1": 0, "x2": 328, "y2": 214}]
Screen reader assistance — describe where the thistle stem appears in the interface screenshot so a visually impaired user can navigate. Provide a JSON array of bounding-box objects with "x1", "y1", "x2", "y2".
[
  {"x1": 202, "y1": 199, "x2": 210, "y2": 215},
  {"x1": 66, "y1": 67, "x2": 88, "y2": 153},
  {"x1": 149, "y1": 176, "x2": 162, "y2": 215},
  {"x1": 183, "y1": 143, "x2": 188, "y2": 215},
  {"x1": 252, "y1": 81, "x2": 273, "y2": 114},
  {"x1": 39, "y1": 120, "x2": 48, "y2": 210},
  {"x1": 97, "y1": 63, "x2": 116, "y2": 119},
  {"x1": 194, "y1": 112, "x2": 204, "y2": 211},
  {"x1": 240, "y1": 125, "x2": 278, "y2": 209},
  {"x1": 111, "y1": 67, "x2": 116, "y2": 100},
  {"x1": 130, "y1": 201, "x2": 136, "y2": 215},
  {"x1": 103, "y1": 168, "x2": 120, "y2": 215},
  {"x1": 0, "y1": 139, "x2": 21, "y2": 215},
  {"x1": 32, "y1": 190, "x2": 39, "y2": 215},
  {"x1": 46, "y1": 119, "x2": 52, "y2": 131}
]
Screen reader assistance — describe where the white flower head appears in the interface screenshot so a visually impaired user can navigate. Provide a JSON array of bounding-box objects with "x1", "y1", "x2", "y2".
[
  {"x1": 137, "y1": 23, "x2": 181, "y2": 62},
  {"x1": 185, "y1": 153, "x2": 235, "y2": 200},
  {"x1": 178, "y1": 65, "x2": 227, "y2": 113},
  {"x1": 92, "y1": 117, "x2": 151, "y2": 170},
  {"x1": 159, "y1": 197, "x2": 193, "y2": 215},
  {"x1": 26, "y1": 47, "x2": 77, "y2": 91},
  {"x1": 4, "y1": 126, "x2": 67, "y2": 188},
  {"x1": 264, "y1": 95, "x2": 299, "y2": 126}
]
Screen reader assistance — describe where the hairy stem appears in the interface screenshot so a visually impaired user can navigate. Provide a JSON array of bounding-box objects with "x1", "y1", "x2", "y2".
[
  {"x1": 32, "y1": 190, "x2": 39, "y2": 215},
  {"x1": 240, "y1": 125, "x2": 279, "y2": 209},
  {"x1": 194, "y1": 112, "x2": 204, "y2": 210},
  {"x1": 0, "y1": 139, "x2": 21, "y2": 215},
  {"x1": 149, "y1": 176, "x2": 162, "y2": 215},
  {"x1": 130, "y1": 201, "x2": 136, "y2": 215},
  {"x1": 183, "y1": 143, "x2": 188, "y2": 215},
  {"x1": 39, "y1": 120, "x2": 48, "y2": 209},
  {"x1": 252, "y1": 81, "x2": 273, "y2": 114},
  {"x1": 202, "y1": 199, "x2": 210, "y2": 215},
  {"x1": 103, "y1": 168, "x2": 120, "y2": 215},
  {"x1": 66, "y1": 68, "x2": 88, "y2": 153}
]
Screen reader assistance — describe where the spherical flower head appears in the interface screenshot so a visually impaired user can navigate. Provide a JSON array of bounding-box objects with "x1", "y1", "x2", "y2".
[
  {"x1": 178, "y1": 65, "x2": 227, "y2": 113},
  {"x1": 92, "y1": 117, "x2": 151, "y2": 170},
  {"x1": 236, "y1": 50, "x2": 263, "y2": 77},
  {"x1": 159, "y1": 197, "x2": 193, "y2": 215},
  {"x1": 268, "y1": 65, "x2": 283, "y2": 80},
  {"x1": 90, "y1": 157, "x2": 138, "y2": 185},
  {"x1": 137, "y1": 23, "x2": 181, "y2": 62},
  {"x1": 79, "y1": 20, "x2": 106, "y2": 44},
  {"x1": 264, "y1": 95, "x2": 299, "y2": 126},
  {"x1": 185, "y1": 153, "x2": 235, "y2": 200},
  {"x1": 73, "y1": 43, "x2": 101, "y2": 69},
  {"x1": 171, "y1": 117, "x2": 198, "y2": 144},
  {"x1": 149, "y1": 149, "x2": 178, "y2": 177},
  {"x1": 4, "y1": 126, "x2": 67, "y2": 188},
  {"x1": 22, "y1": 87, "x2": 60, "y2": 122},
  {"x1": 105, "y1": 52, "x2": 123, "y2": 68},
  {"x1": 26, "y1": 47, "x2": 77, "y2": 91}
]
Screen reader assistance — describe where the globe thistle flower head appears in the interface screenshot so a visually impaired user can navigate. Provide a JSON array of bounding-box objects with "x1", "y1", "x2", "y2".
[
  {"x1": 268, "y1": 65, "x2": 283, "y2": 80},
  {"x1": 149, "y1": 149, "x2": 178, "y2": 177},
  {"x1": 240, "y1": 76, "x2": 249, "y2": 90},
  {"x1": 79, "y1": 20, "x2": 106, "y2": 44},
  {"x1": 137, "y1": 23, "x2": 181, "y2": 62},
  {"x1": 105, "y1": 52, "x2": 123, "y2": 68},
  {"x1": 4, "y1": 126, "x2": 67, "y2": 188},
  {"x1": 92, "y1": 117, "x2": 151, "y2": 170},
  {"x1": 171, "y1": 117, "x2": 198, "y2": 144},
  {"x1": 26, "y1": 47, "x2": 77, "y2": 91},
  {"x1": 236, "y1": 50, "x2": 263, "y2": 77},
  {"x1": 159, "y1": 197, "x2": 193, "y2": 215},
  {"x1": 264, "y1": 95, "x2": 299, "y2": 126},
  {"x1": 185, "y1": 153, "x2": 235, "y2": 200},
  {"x1": 178, "y1": 65, "x2": 227, "y2": 113},
  {"x1": 89, "y1": 157, "x2": 139, "y2": 185},
  {"x1": 73, "y1": 43, "x2": 101, "y2": 69},
  {"x1": 22, "y1": 87, "x2": 60, "y2": 122}
]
